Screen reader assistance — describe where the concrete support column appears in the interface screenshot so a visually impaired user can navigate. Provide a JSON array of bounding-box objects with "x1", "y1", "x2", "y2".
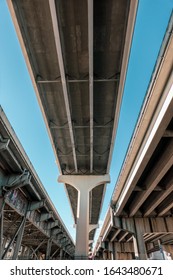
[
  {"x1": 58, "y1": 175, "x2": 110, "y2": 259},
  {"x1": 133, "y1": 219, "x2": 147, "y2": 260},
  {"x1": 133, "y1": 235, "x2": 139, "y2": 259},
  {"x1": 158, "y1": 239, "x2": 165, "y2": 260},
  {"x1": 76, "y1": 185, "x2": 89, "y2": 258},
  {"x1": 103, "y1": 250, "x2": 107, "y2": 260},
  {"x1": 108, "y1": 242, "x2": 114, "y2": 260},
  {"x1": 113, "y1": 242, "x2": 118, "y2": 260},
  {"x1": 135, "y1": 236, "x2": 147, "y2": 260}
]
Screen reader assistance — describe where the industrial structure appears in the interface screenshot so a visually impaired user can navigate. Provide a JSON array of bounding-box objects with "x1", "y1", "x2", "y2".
[
  {"x1": 0, "y1": 107, "x2": 75, "y2": 260},
  {"x1": 0, "y1": 0, "x2": 172, "y2": 260}
]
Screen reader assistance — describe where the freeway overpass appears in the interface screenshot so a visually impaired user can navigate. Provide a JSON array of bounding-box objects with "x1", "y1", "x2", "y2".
[
  {"x1": 0, "y1": 106, "x2": 75, "y2": 260},
  {"x1": 94, "y1": 14, "x2": 173, "y2": 260},
  {"x1": 7, "y1": 0, "x2": 138, "y2": 258}
]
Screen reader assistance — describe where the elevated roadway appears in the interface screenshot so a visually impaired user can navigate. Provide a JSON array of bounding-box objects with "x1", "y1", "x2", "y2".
[
  {"x1": 0, "y1": 107, "x2": 75, "y2": 259},
  {"x1": 94, "y1": 14, "x2": 173, "y2": 260},
  {"x1": 7, "y1": 0, "x2": 138, "y2": 258}
]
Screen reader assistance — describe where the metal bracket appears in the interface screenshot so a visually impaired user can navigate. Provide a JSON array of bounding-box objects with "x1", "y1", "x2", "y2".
[
  {"x1": 36, "y1": 212, "x2": 53, "y2": 222},
  {"x1": 47, "y1": 220, "x2": 60, "y2": 229},
  {"x1": 0, "y1": 138, "x2": 10, "y2": 151},
  {"x1": 3, "y1": 170, "x2": 31, "y2": 193},
  {"x1": 28, "y1": 199, "x2": 46, "y2": 211},
  {"x1": 51, "y1": 228, "x2": 62, "y2": 236}
]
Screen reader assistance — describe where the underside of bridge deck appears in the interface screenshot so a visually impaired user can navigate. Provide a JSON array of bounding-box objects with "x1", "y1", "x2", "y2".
[
  {"x1": 7, "y1": 0, "x2": 138, "y2": 257},
  {"x1": 94, "y1": 13, "x2": 173, "y2": 260}
]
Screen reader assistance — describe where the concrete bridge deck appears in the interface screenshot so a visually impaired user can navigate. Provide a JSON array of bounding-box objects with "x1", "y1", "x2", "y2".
[{"x1": 94, "y1": 14, "x2": 173, "y2": 259}]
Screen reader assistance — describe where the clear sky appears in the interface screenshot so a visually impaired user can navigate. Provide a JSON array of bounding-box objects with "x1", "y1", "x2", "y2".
[{"x1": 0, "y1": 0, "x2": 172, "y2": 243}]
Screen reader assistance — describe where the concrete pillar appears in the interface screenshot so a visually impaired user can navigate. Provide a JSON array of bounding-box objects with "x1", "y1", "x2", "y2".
[
  {"x1": 158, "y1": 239, "x2": 165, "y2": 260},
  {"x1": 113, "y1": 242, "x2": 118, "y2": 260},
  {"x1": 133, "y1": 222, "x2": 147, "y2": 260},
  {"x1": 108, "y1": 242, "x2": 114, "y2": 260},
  {"x1": 103, "y1": 250, "x2": 107, "y2": 260},
  {"x1": 58, "y1": 175, "x2": 110, "y2": 259},
  {"x1": 133, "y1": 235, "x2": 139, "y2": 259}
]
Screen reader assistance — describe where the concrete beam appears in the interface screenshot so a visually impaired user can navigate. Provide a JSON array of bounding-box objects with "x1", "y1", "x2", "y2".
[
  {"x1": 88, "y1": 0, "x2": 94, "y2": 173},
  {"x1": 129, "y1": 139, "x2": 173, "y2": 216},
  {"x1": 157, "y1": 197, "x2": 173, "y2": 216},
  {"x1": 106, "y1": 0, "x2": 139, "y2": 173},
  {"x1": 114, "y1": 74, "x2": 173, "y2": 215},
  {"x1": 58, "y1": 174, "x2": 110, "y2": 259},
  {"x1": 37, "y1": 78, "x2": 119, "y2": 84},
  {"x1": 58, "y1": 174, "x2": 110, "y2": 191},
  {"x1": 163, "y1": 130, "x2": 173, "y2": 137},
  {"x1": 143, "y1": 177, "x2": 173, "y2": 216},
  {"x1": 110, "y1": 228, "x2": 121, "y2": 242},
  {"x1": 48, "y1": 0, "x2": 78, "y2": 172},
  {"x1": 118, "y1": 231, "x2": 129, "y2": 242}
]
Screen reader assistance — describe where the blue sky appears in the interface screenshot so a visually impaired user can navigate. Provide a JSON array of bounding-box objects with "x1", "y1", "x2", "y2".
[{"x1": 0, "y1": 0, "x2": 172, "y2": 243}]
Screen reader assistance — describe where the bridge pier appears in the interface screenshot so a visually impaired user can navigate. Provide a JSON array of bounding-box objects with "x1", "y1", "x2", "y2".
[{"x1": 58, "y1": 175, "x2": 110, "y2": 259}]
